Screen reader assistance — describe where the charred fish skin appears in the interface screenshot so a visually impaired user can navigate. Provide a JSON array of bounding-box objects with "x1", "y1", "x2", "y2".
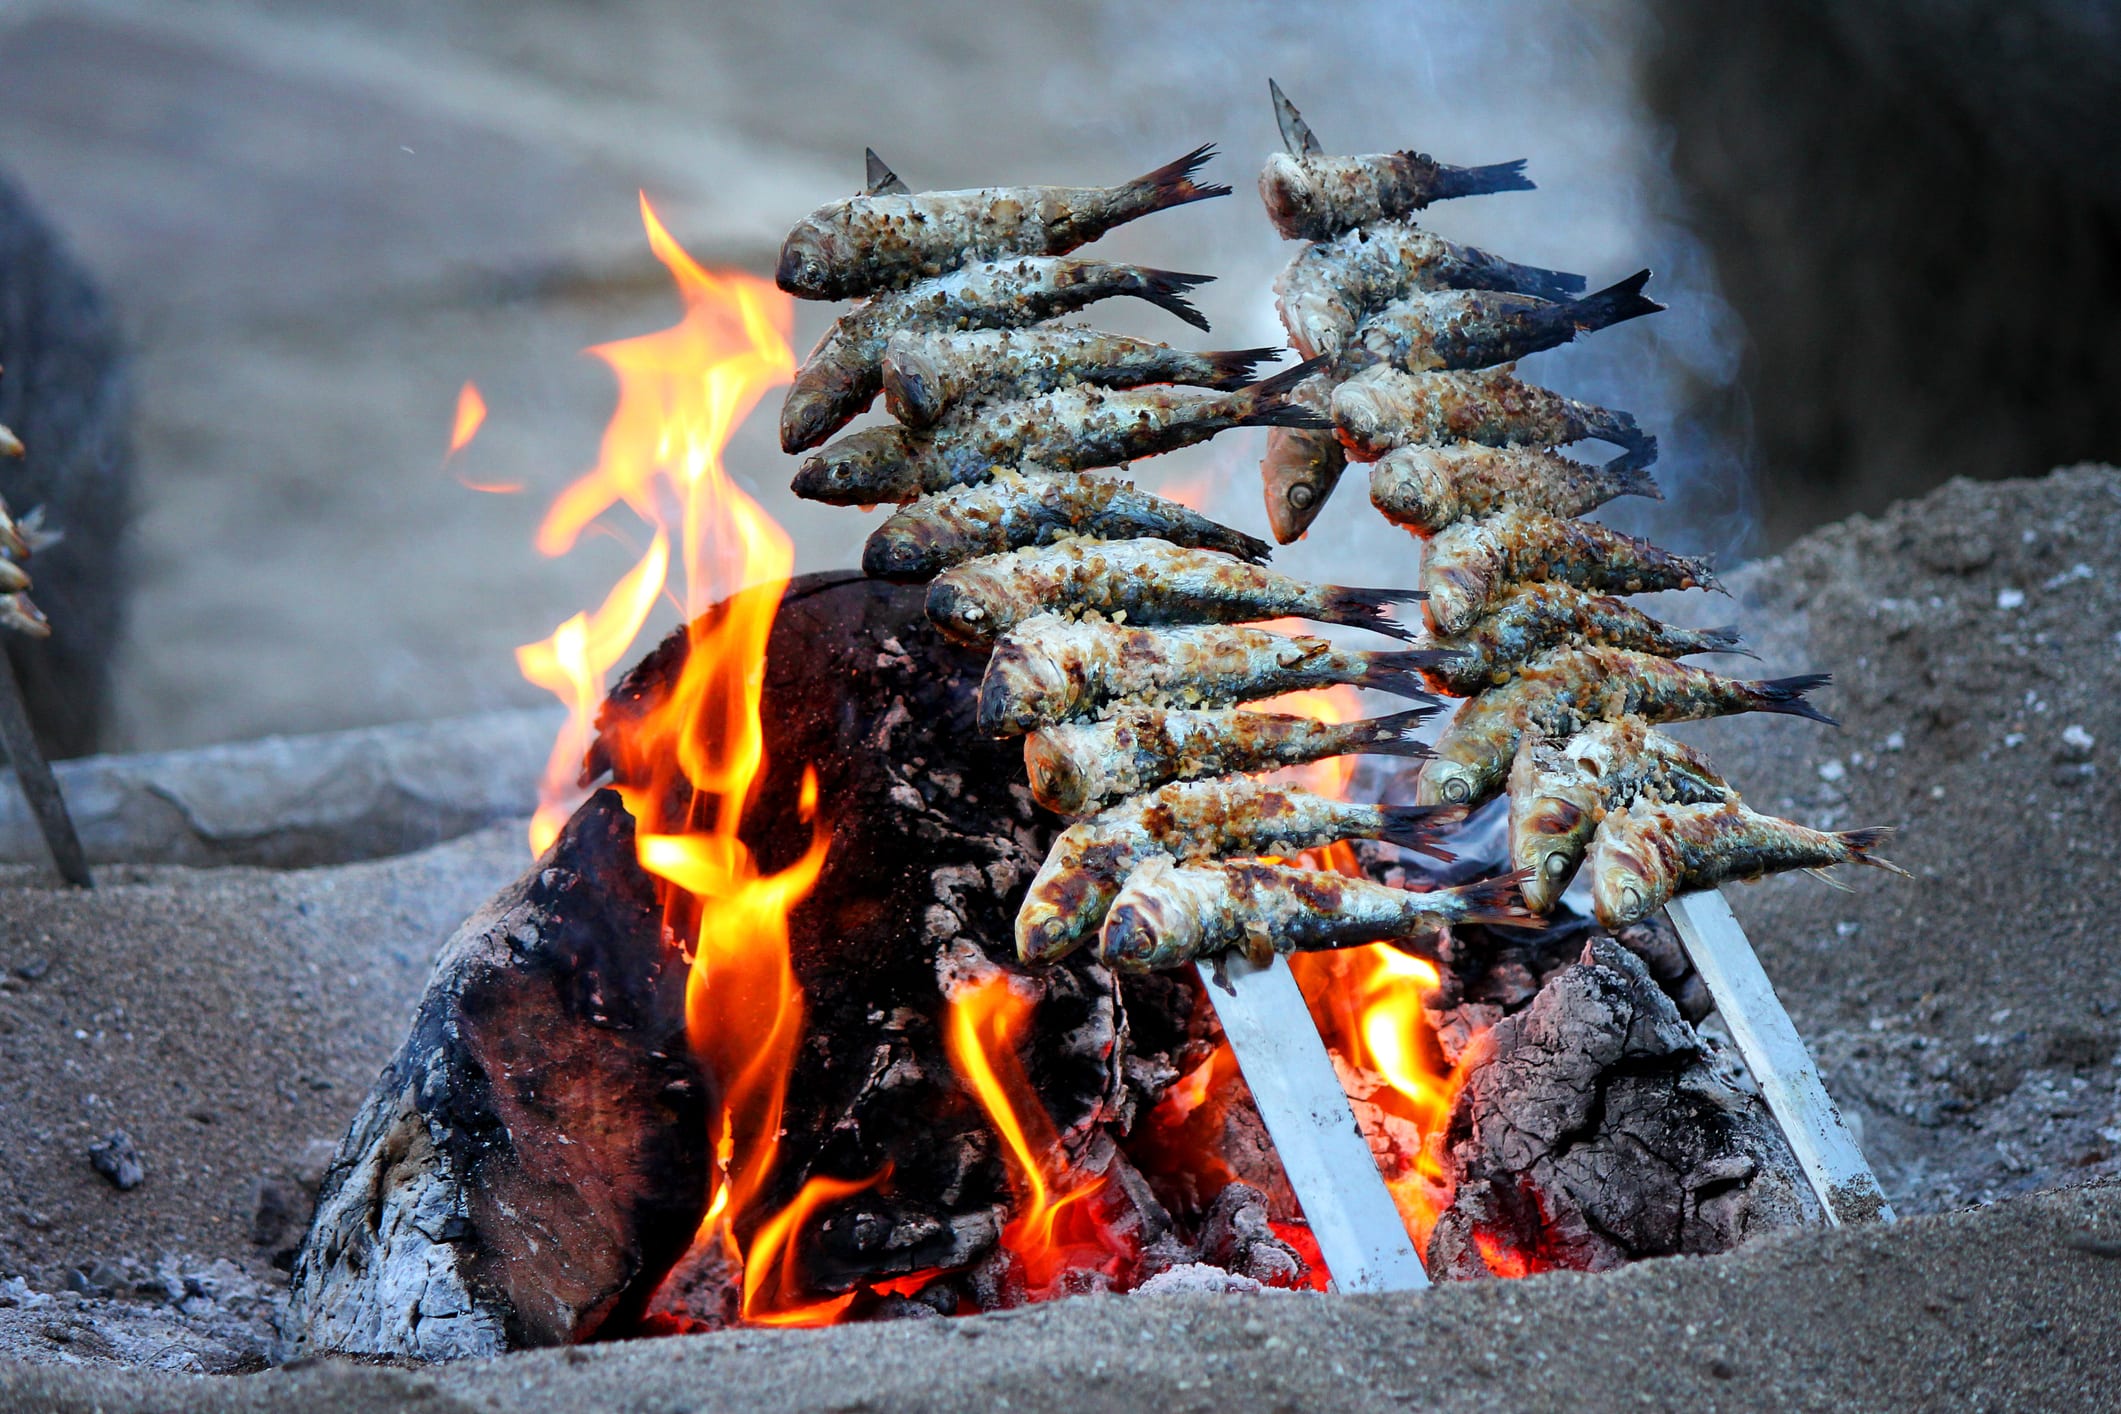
[
  {"x1": 1421, "y1": 509, "x2": 1724, "y2": 636},
  {"x1": 1586, "y1": 799, "x2": 1909, "y2": 929},
  {"x1": 1023, "y1": 704, "x2": 1435, "y2": 817},
  {"x1": 1417, "y1": 647, "x2": 1836, "y2": 810},
  {"x1": 1331, "y1": 364, "x2": 1655, "y2": 465},
  {"x1": 1506, "y1": 720, "x2": 1734, "y2": 912},
  {"x1": 880, "y1": 326, "x2": 1281, "y2": 429},
  {"x1": 926, "y1": 538, "x2": 1426, "y2": 647},
  {"x1": 1015, "y1": 779, "x2": 1465, "y2": 962},
  {"x1": 1370, "y1": 441, "x2": 1661, "y2": 536},
  {"x1": 1275, "y1": 220, "x2": 1587, "y2": 360},
  {"x1": 776, "y1": 145, "x2": 1232, "y2": 301},
  {"x1": 1345, "y1": 272, "x2": 1663, "y2": 376},
  {"x1": 1260, "y1": 150, "x2": 1534, "y2": 243},
  {"x1": 861, "y1": 471, "x2": 1270, "y2": 582},
  {"x1": 1100, "y1": 860, "x2": 1536, "y2": 972},
  {"x1": 781, "y1": 257, "x2": 1217, "y2": 452},
  {"x1": 1426, "y1": 582, "x2": 1747, "y2": 696},
  {"x1": 976, "y1": 615, "x2": 1448, "y2": 736}
]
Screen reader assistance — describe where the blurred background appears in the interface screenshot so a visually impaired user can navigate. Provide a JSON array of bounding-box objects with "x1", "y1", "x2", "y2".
[{"x1": 0, "y1": 0, "x2": 2114, "y2": 755}]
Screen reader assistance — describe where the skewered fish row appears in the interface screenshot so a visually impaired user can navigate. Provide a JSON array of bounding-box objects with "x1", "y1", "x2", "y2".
[
  {"x1": 1250, "y1": 80, "x2": 1902, "y2": 922},
  {"x1": 0, "y1": 381, "x2": 52, "y2": 640},
  {"x1": 776, "y1": 142, "x2": 1509, "y2": 973}
]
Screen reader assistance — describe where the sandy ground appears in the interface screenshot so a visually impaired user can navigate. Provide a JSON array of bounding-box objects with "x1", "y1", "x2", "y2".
[
  {"x1": 0, "y1": 0, "x2": 1740, "y2": 753},
  {"x1": 0, "y1": 465, "x2": 2109, "y2": 1399},
  {"x1": 3, "y1": 1181, "x2": 2116, "y2": 1411}
]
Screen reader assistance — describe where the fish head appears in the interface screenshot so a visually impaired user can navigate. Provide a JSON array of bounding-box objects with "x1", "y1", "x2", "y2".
[
  {"x1": 1098, "y1": 857, "x2": 1191, "y2": 972},
  {"x1": 1326, "y1": 369, "x2": 1400, "y2": 459},
  {"x1": 1262, "y1": 427, "x2": 1346, "y2": 544},
  {"x1": 1509, "y1": 783, "x2": 1598, "y2": 913},
  {"x1": 1021, "y1": 728, "x2": 1095, "y2": 816},
  {"x1": 925, "y1": 576, "x2": 1004, "y2": 646},
  {"x1": 1374, "y1": 448, "x2": 1456, "y2": 535},
  {"x1": 978, "y1": 635, "x2": 1075, "y2": 736},
  {"x1": 879, "y1": 338, "x2": 947, "y2": 427},
  {"x1": 1258, "y1": 153, "x2": 1331, "y2": 242},
  {"x1": 1415, "y1": 757, "x2": 1489, "y2": 809},
  {"x1": 1586, "y1": 816, "x2": 1677, "y2": 929},
  {"x1": 778, "y1": 371, "x2": 855, "y2": 453},
  {"x1": 860, "y1": 520, "x2": 940, "y2": 582},
  {"x1": 790, "y1": 428, "x2": 913, "y2": 506},
  {"x1": 774, "y1": 216, "x2": 842, "y2": 299}
]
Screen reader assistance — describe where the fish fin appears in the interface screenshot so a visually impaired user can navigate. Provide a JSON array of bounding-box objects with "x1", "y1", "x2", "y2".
[
  {"x1": 1749, "y1": 672, "x2": 1838, "y2": 726},
  {"x1": 1131, "y1": 143, "x2": 1233, "y2": 211},
  {"x1": 1236, "y1": 356, "x2": 1333, "y2": 430},
  {"x1": 1134, "y1": 268, "x2": 1217, "y2": 332},
  {"x1": 1202, "y1": 346, "x2": 1288, "y2": 389},
  {"x1": 1837, "y1": 826, "x2": 1914, "y2": 879},
  {"x1": 1319, "y1": 584, "x2": 1431, "y2": 640},
  {"x1": 1350, "y1": 706, "x2": 1440, "y2": 758},
  {"x1": 1566, "y1": 269, "x2": 1664, "y2": 334},
  {"x1": 1268, "y1": 78, "x2": 1324, "y2": 156},
  {"x1": 863, "y1": 148, "x2": 911, "y2": 196},
  {"x1": 1450, "y1": 868, "x2": 1548, "y2": 928},
  {"x1": 1362, "y1": 646, "x2": 1456, "y2": 699},
  {"x1": 1428, "y1": 157, "x2": 1536, "y2": 202},
  {"x1": 1602, "y1": 447, "x2": 1663, "y2": 498},
  {"x1": 1380, "y1": 803, "x2": 1470, "y2": 860},
  {"x1": 1805, "y1": 866, "x2": 1857, "y2": 893},
  {"x1": 1690, "y1": 624, "x2": 1753, "y2": 657}
]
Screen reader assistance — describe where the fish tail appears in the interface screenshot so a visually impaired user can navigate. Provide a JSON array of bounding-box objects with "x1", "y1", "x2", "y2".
[
  {"x1": 1748, "y1": 672, "x2": 1838, "y2": 726},
  {"x1": 1203, "y1": 346, "x2": 1287, "y2": 388},
  {"x1": 1837, "y1": 826, "x2": 1913, "y2": 879},
  {"x1": 1131, "y1": 143, "x2": 1234, "y2": 211},
  {"x1": 1236, "y1": 356, "x2": 1334, "y2": 429},
  {"x1": 1447, "y1": 869, "x2": 1548, "y2": 928},
  {"x1": 1430, "y1": 157, "x2": 1536, "y2": 202},
  {"x1": 1135, "y1": 268, "x2": 1216, "y2": 332},
  {"x1": 1579, "y1": 402, "x2": 1656, "y2": 463},
  {"x1": 1604, "y1": 447, "x2": 1664, "y2": 497},
  {"x1": 1567, "y1": 269, "x2": 1664, "y2": 335},
  {"x1": 1347, "y1": 706, "x2": 1439, "y2": 758},
  {"x1": 1380, "y1": 803, "x2": 1469, "y2": 861},
  {"x1": 1320, "y1": 583, "x2": 1429, "y2": 639},
  {"x1": 1359, "y1": 647, "x2": 1455, "y2": 700},
  {"x1": 1492, "y1": 255, "x2": 1587, "y2": 302}
]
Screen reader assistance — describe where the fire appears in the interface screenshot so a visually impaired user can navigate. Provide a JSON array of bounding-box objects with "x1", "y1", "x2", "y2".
[
  {"x1": 943, "y1": 972, "x2": 1132, "y2": 1296},
  {"x1": 508, "y1": 195, "x2": 866, "y2": 1325},
  {"x1": 448, "y1": 381, "x2": 487, "y2": 453}
]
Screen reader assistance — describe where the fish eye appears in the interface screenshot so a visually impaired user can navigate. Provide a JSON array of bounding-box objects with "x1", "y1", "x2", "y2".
[
  {"x1": 1619, "y1": 885, "x2": 1643, "y2": 916},
  {"x1": 1287, "y1": 484, "x2": 1316, "y2": 509},
  {"x1": 960, "y1": 605, "x2": 984, "y2": 622},
  {"x1": 1442, "y1": 776, "x2": 1470, "y2": 803},
  {"x1": 1544, "y1": 853, "x2": 1571, "y2": 876}
]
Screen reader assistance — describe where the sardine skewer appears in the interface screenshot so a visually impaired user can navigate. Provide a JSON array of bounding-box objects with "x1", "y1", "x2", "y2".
[
  {"x1": 1420, "y1": 507, "x2": 1722, "y2": 635},
  {"x1": 1100, "y1": 859, "x2": 1539, "y2": 972},
  {"x1": 793, "y1": 363, "x2": 1326, "y2": 505},
  {"x1": 1370, "y1": 442, "x2": 1660, "y2": 536},
  {"x1": 880, "y1": 326, "x2": 1282, "y2": 429},
  {"x1": 977, "y1": 615, "x2": 1448, "y2": 736},
  {"x1": 1024, "y1": 704, "x2": 1435, "y2": 817},
  {"x1": 1586, "y1": 799, "x2": 1909, "y2": 930},
  {"x1": 861, "y1": 471, "x2": 1269, "y2": 582},
  {"x1": 782, "y1": 256, "x2": 1215, "y2": 452},
  {"x1": 1426, "y1": 582, "x2": 1747, "y2": 695},
  {"x1": 1506, "y1": 720, "x2": 1736, "y2": 911},
  {"x1": 1331, "y1": 364, "x2": 1653, "y2": 465},
  {"x1": 1417, "y1": 647, "x2": 1835, "y2": 810},
  {"x1": 1017, "y1": 779, "x2": 1466, "y2": 962},
  {"x1": 927, "y1": 539, "x2": 1425, "y2": 646},
  {"x1": 777, "y1": 145, "x2": 1231, "y2": 300}
]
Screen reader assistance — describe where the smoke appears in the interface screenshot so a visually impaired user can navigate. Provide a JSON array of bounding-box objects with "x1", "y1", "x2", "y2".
[{"x1": 1026, "y1": 0, "x2": 1757, "y2": 579}]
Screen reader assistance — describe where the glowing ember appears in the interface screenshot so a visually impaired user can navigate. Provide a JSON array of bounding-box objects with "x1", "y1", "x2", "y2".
[
  {"x1": 943, "y1": 972, "x2": 1133, "y2": 1296},
  {"x1": 448, "y1": 381, "x2": 488, "y2": 453}
]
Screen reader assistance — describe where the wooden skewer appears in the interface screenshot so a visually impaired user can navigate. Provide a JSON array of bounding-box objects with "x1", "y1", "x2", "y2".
[{"x1": 0, "y1": 649, "x2": 90, "y2": 887}]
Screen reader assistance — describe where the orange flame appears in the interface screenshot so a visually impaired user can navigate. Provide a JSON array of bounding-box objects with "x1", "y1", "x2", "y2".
[
  {"x1": 512, "y1": 196, "x2": 868, "y2": 1324},
  {"x1": 943, "y1": 973, "x2": 1131, "y2": 1296},
  {"x1": 448, "y1": 381, "x2": 488, "y2": 453}
]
